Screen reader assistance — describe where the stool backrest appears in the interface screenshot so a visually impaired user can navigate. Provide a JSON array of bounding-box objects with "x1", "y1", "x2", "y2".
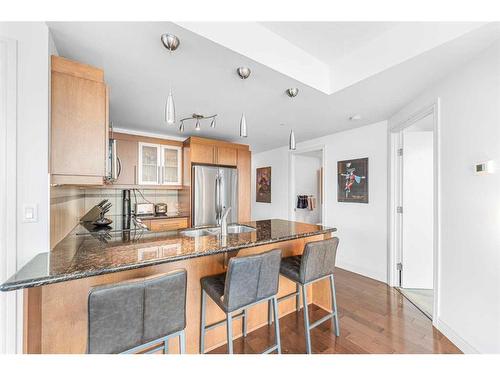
[
  {"x1": 300, "y1": 237, "x2": 339, "y2": 283},
  {"x1": 224, "y1": 249, "x2": 282, "y2": 312},
  {"x1": 87, "y1": 269, "x2": 187, "y2": 354}
]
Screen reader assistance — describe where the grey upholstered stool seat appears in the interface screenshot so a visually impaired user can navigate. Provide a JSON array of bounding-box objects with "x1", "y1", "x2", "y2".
[
  {"x1": 200, "y1": 273, "x2": 227, "y2": 311},
  {"x1": 268, "y1": 237, "x2": 340, "y2": 354},
  {"x1": 199, "y1": 249, "x2": 282, "y2": 354},
  {"x1": 87, "y1": 270, "x2": 187, "y2": 354}
]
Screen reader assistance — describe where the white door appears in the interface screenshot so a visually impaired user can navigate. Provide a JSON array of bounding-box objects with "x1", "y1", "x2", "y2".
[
  {"x1": 160, "y1": 145, "x2": 182, "y2": 185},
  {"x1": 401, "y1": 130, "x2": 434, "y2": 289},
  {"x1": 138, "y1": 142, "x2": 160, "y2": 185}
]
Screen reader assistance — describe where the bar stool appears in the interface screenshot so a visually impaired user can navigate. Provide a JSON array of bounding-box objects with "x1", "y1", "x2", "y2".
[
  {"x1": 87, "y1": 269, "x2": 187, "y2": 354},
  {"x1": 268, "y1": 237, "x2": 340, "y2": 354},
  {"x1": 199, "y1": 249, "x2": 282, "y2": 354}
]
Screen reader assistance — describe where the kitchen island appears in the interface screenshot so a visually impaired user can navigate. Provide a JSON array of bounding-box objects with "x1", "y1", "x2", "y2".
[{"x1": 1, "y1": 219, "x2": 336, "y2": 354}]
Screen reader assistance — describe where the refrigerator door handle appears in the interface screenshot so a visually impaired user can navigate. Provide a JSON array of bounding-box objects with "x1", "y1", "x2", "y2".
[{"x1": 215, "y1": 175, "x2": 221, "y2": 222}]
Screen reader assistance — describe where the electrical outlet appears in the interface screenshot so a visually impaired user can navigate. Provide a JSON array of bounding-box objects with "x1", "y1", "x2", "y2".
[{"x1": 23, "y1": 204, "x2": 38, "y2": 223}]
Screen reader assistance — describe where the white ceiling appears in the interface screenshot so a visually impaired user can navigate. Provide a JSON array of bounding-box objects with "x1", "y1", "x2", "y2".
[
  {"x1": 47, "y1": 22, "x2": 500, "y2": 152},
  {"x1": 260, "y1": 22, "x2": 399, "y2": 64},
  {"x1": 180, "y1": 22, "x2": 487, "y2": 93}
]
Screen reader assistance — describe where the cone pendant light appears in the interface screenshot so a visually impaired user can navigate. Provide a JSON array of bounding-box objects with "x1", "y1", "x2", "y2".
[
  {"x1": 289, "y1": 129, "x2": 296, "y2": 150},
  {"x1": 240, "y1": 113, "x2": 248, "y2": 137},
  {"x1": 160, "y1": 33, "x2": 180, "y2": 126},
  {"x1": 237, "y1": 67, "x2": 251, "y2": 138},
  {"x1": 286, "y1": 87, "x2": 299, "y2": 150},
  {"x1": 165, "y1": 89, "x2": 175, "y2": 125}
]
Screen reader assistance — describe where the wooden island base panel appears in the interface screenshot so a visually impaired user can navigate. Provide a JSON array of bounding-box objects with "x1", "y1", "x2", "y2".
[{"x1": 23, "y1": 233, "x2": 332, "y2": 354}]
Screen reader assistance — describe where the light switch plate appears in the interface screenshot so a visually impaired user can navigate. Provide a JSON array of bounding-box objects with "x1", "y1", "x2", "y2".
[
  {"x1": 475, "y1": 160, "x2": 494, "y2": 175},
  {"x1": 23, "y1": 204, "x2": 38, "y2": 223}
]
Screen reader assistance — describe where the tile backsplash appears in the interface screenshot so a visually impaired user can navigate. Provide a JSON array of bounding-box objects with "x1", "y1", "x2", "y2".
[{"x1": 84, "y1": 188, "x2": 179, "y2": 216}]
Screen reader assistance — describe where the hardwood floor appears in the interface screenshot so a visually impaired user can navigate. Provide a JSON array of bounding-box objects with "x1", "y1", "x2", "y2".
[{"x1": 208, "y1": 268, "x2": 461, "y2": 354}]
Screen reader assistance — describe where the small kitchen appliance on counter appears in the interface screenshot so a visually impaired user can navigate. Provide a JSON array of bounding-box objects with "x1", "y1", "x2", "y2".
[
  {"x1": 155, "y1": 203, "x2": 168, "y2": 215},
  {"x1": 135, "y1": 203, "x2": 155, "y2": 216}
]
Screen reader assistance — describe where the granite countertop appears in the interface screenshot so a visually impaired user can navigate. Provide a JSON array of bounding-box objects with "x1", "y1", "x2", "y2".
[{"x1": 0, "y1": 219, "x2": 336, "y2": 292}]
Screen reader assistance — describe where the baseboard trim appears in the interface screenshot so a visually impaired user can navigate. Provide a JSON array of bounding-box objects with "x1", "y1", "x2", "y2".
[
  {"x1": 435, "y1": 318, "x2": 479, "y2": 354},
  {"x1": 336, "y1": 263, "x2": 387, "y2": 283}
]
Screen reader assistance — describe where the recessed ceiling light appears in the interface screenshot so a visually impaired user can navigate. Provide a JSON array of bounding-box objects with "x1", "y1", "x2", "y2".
[{"x1": 349, "y1": 114, "x2": 362, "y2": 121}]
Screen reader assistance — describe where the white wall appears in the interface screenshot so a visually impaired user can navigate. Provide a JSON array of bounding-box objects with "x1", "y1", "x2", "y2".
[
  {"x1": 389, "y1": 40, "x2": 500, "y2": 353},
  {"x1": 252, "y1": 121, "x2": 388, "y2": 282},
  {"x1": 252, "y1": 147, "x2": 290, "y2": 221},
  {"x1": 0, "y1": 23, "x2": 51, "y2": 267},
  {"x1": 0, "y1": 22, "x2": 50, "y2": 354}
]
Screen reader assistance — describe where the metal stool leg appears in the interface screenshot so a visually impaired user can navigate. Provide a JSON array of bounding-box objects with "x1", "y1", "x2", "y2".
[
  {"x1": 267, "y1": 300, "x2": 273, "y2": 325},
  {"x1": 301, "y1": 284, "x2": 312, "y2": 354},
  {"x1": 199, "y1": 289, "x2": 206, "y2": 354},
  {"x1": 226, "y1": 313, "x2": 234, "y2": 354},
  {"x1": 242, "y1": 309, "x2": 248, "y2": 337},
  {"x1": 272, "y1": 296, "x2": 282, "y2": 354},
  {"x1": 295, "y1": 283, "x2": 301, "y2": 311},
  {"x1": 329, "y1": 275, "x2": 340, "y2": 336}
]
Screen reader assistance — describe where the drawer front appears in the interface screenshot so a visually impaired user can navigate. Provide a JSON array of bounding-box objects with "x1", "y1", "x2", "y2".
[{"x1": 148, "y1": 218, "x2": 189, "y2": 232}]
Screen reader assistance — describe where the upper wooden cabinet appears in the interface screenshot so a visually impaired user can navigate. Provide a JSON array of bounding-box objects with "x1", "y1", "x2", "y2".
[
  {"x1": 217, "y1": 146, "x2": 238, "y2": 166},
  {"x1": 188, "y1": 138, "x2": 239, "y2": 166},
  {"x1": 110, "y1": 132, "x2": 183, "y2": 188},
  {"x1": 190, "y1": 142, "x2": 215, "y2": 165},
  {"x1": 50, "y1": 56, "x2": 108, "y2": 185},
  {"x1": 137, "y1": 142, "x2": 182, "y2": 186}
]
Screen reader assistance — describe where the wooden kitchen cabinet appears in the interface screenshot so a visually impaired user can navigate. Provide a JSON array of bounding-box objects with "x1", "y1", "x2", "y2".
[
  {"x1": 50, "y1": 56, "x2": 108, "y2": 185},
  {"x1": 138, "y1": 142, "x2": 182, "y2": 186},
  {"x1": 189, "y1": 141, "x2": 238, "y2": 166},
  {"x1": 190, "y1": 142, "x2": 216, "y2": 164},
  {"x1": 142, "y1": 217, "x2": 189, "y2": 232},
  {"x1": 216, "y1": 146, "x2": 238, "y2": 166},
  {"x1": 237, "y1": 148, "x2": 251, "y2": 222},
  {"x1": 111, "y1": 132, "x2": 183, "y2": 189}
]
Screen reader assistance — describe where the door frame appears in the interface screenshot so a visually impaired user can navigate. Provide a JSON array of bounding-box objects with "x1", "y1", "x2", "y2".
[
  {"x1": 0, "y1": 36, "x2": 18, "y2": 353},
  {"x1": 288, "y1": 144, "x2": 326, "y2": 225},
  {"x1": 388, "y1": 99, "x2": 441, "y2": 325}
]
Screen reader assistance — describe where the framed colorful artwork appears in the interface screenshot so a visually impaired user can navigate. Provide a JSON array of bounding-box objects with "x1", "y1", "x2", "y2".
[
  {"x1": 337, "y1": 158, "x2": 368, "y2": 203},
  {"x1": 256, "y1": 167, "x2": 271, "y2": 203}
]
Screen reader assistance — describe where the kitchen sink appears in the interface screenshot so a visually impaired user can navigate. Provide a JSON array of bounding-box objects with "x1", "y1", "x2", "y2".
[
  {"x1": 226, "y1": 224, "x2": 256, "y2": 234},
  {"x1": 180, "y1": 224, "x2": 256, "y2": 237}
]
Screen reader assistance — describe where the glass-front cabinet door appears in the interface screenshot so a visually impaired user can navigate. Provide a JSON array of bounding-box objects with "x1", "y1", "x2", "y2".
[
  {"x1": 161, "y1": 145, "x2": 182, "y2": 185},
  {"x1": 138, "y1": 142, "x2": 160, "y2": 185}
]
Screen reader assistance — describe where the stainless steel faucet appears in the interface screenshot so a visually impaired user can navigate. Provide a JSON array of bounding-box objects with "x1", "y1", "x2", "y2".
[{"x1": 220, "y1": 206, "x2": 232, "y2": 236}]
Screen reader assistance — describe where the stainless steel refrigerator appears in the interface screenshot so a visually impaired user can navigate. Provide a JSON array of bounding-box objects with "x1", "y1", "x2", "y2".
[{"x1": 192, "y1": 165, "x2": 238, "y2": 227}]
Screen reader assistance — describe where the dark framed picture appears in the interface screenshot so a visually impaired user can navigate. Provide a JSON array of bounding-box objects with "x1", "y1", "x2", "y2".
[
  {"x1": 256, "y1": 167, "x2": 271, "y2": 203},
  {"x1": 337, "y1": 158, "x2": 368, "y2": 203}
]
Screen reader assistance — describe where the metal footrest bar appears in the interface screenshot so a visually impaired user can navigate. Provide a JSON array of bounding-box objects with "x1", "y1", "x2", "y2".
[
  {"x1": 309, "y1": 312, "x2": 335, "y2": 330},
  {"x1": 121, "y1": 330, "x2": 185, "y2": 354},
  {"x1": 262, "y1": 344, "x2": 279, "y2": 354},
  {"x1": 200, "y1": 293, "x2": 281, "y2": 354},
  {"x1": 204, "y1": 310, "x2": 245, "y2": 331}
]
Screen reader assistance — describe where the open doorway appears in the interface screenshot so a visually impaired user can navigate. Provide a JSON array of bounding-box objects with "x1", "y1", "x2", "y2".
[
  {"x1": 390, "y1": 105, "x2": 438, "y2": 320},
  {"x1": 290, "y1": 148, "x2": 325, "y2": 225}
]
